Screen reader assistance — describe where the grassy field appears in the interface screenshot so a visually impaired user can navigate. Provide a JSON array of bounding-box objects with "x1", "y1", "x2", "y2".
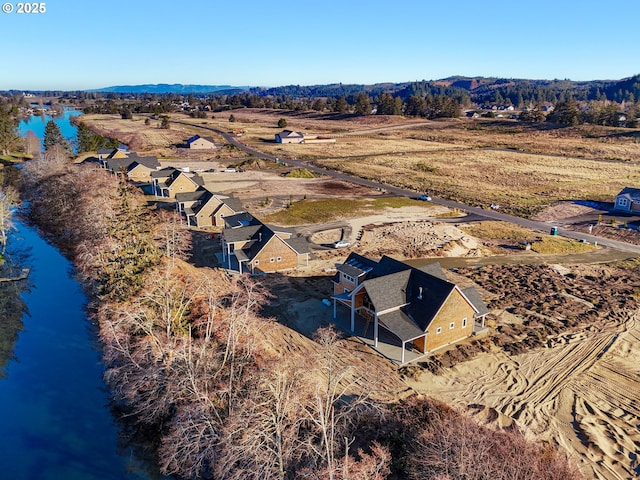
[{"x1": 317, "y1": 148, "x2": 640, "y2": 217}]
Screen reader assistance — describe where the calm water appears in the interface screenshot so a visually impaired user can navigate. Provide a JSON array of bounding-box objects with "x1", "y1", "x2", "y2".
[
  {"x1": 0, "y1": 112, "x2": 159, "y2": 479},
  {"x1": 0, "y1": 221, "x2": 151, "y2": 480},
  {"x1": 18, "y1": 108, "x2": 83, "y2": 151}
]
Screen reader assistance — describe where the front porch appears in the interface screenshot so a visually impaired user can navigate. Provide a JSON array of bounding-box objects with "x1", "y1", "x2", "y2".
[{"x1": 331, "y1": 299, "x2": 428, "y2": 365}]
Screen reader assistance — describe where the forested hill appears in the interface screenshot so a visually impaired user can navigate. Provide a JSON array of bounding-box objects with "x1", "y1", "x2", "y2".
[
  {"x1": 88, "y1": 84, "x2": 248, "y2": 95},
  {"x1": 250, "y1": 75, "x2": 640, "y2": 104}
]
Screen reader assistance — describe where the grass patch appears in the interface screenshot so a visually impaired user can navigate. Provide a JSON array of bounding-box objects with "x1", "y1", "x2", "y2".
[
  {"x1": 459, "y1": 221, "x2": 537, "y2": 240},
  {"x1": 284, "y1": 168, "x2": 317, "y2": 178},
  {"x1": 369, "y1": 197, "x2": 429, "y2": 209},
  {"x1": 530, "y1": 237, "x2": 597, "y2": 254},
  {"x1": 263, "y1": 198, "x2": 366, "y2": 225}
]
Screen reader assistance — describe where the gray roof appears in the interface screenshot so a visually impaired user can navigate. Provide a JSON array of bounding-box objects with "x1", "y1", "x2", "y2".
[
  {"x1": 378, "y1": 310, "x2": 425, "y2": 342},
  {"x1": 362, "y1": 270, "x2": 411, "y2": 313},
  {"x1": 104, "y1": 157, "x2": 134, "y2": 172},
  {"x1": 223, "y1": 224, "x2": 262, "y2": 243},
  {"x1": 277, "y1": 130, "x2": 304, "y2": 138},
  {"x1": 462, "y1": 287, "x2": 489, "y2": 317},
  {"x1": 337, "y1": 263, "x2": 367, "y2": 278},
  {"x1": 284, "y1": 236, "x2": 310, "y2": 255},
  {"x1": 151, "y1": 167, "x2": 179, "y2": 179},
  {"x1": 175, "y1": 189, "x2": 208, "y2": 203},
  {"x1": 222, "y1": 197, "x2": 243, "y2": 212},
  {"x1": 126, "y1": 154, "x2": 160, "y2": 169},
  {"x1": 342, "y1": 253, "x2": 460, "y2": 333},
  {"x1": 418, "y1": 262, "x2": 447, "y2": 281},
  {"x1": 224, "y1": 212, "x2": 260, "y2": 228}
]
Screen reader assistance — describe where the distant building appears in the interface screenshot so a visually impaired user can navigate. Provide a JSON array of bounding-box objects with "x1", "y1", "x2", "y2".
[
  {"x1": 613, "y1": 187, "x2": 640, "y2": 212},
  {"x1": 186, "y1": 134, "x2": 216, "y2": 150},
  {"x1": 275, "y1": 130, "x2": 305, "y2": 144}
]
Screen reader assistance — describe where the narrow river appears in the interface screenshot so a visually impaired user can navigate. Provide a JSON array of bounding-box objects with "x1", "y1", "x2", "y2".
[{"x1": 0, "y1": 219, "x2": 155, "y2": 479}]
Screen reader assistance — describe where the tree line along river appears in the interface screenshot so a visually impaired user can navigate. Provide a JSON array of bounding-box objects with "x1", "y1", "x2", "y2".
[{"x1": 0, "y1": 109, "x2": 161, "y2": 480}]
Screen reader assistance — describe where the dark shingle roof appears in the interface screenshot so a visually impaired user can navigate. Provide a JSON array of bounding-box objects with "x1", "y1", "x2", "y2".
[
  {"x1": 175, "y1": 188, "x2": 208, "y2": 203},
  {"x1": 222, "y1": 197, "x2": 243, "y2": 212},
  {"x1": 362, "y1": 270, "x2": 411, "y2": 312},
  {"x1": 284, "y1": 236, "x2": 310, "y2": 254},
  {"x1": 462, "y1": 287, "x2": 489, "y2": 316},
  {"x1": 223, "y1": 224, "x2": 262, "y2": 243},
  {"x1": 378, "y1": 310, "x2": 425, "y2": 342},
  {"x1": 417, "y1": 262, "x2": 447, "y2": 281},
  {"x1": 617, "y1": 187, "x2": 640, "y2": 200},
  {"x1": 223, "y1": 212, "x2": 260, "y2": 228},
  {"x1": 151, "y1": 167, "x2": 179, "y2": 179}
]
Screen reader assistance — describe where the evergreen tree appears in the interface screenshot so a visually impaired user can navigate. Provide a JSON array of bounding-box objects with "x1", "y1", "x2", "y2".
[
  {"x1": 405, "y1": 95, "x2": 426, "y2": 117},
  {"x1": 43, "y1": 120, "x2": 69, "y2": 152},
  {"x1": 333, "y1": 96, "x2": 349, "y2": 113},
  {"x1": 76, "y1": 122, "x2": 112, "y2": 153},
  {"x1": 98, "y1": 174, "x2": 160, "y2": 301},
  {"x1": 376, "y1": 93, "x2": 396, "y2": 115},
  {"x1": 0, "y1": 108, "x2": 20, "y2": 155},
  {"x1": 354, "y1": 93, "x2": 372, "y2": 115},
  {"x1": 277, "y1": 117, "x2": 287, "y2": 128}
]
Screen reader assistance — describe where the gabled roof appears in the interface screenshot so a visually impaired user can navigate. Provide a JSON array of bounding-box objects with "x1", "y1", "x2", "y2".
[
  {"x1": 616, "y1": 187, "x2": 640, "y2": 201},
  {"x1": 362, "y1": 270, "x2": 412, "y2": 312},
  {"x1": 277, "y1": 129, "x2": 304, "y2": 138},
  {"x1": 187, "y1": 134, "x2": 216, "y2": 144},
  {"x1": 126, "y1": 154, "x2": 160, "y2": 169},
  {"x1": 341, "y1": 254, "x2": 470, "y2": 334},
  {"x1": 223, "y1": 224, "x2": 262, "y2": 243},
  {"x1": 221, "y1": 196, "x2": 243, "y2": 212},
  {"x1": 98, "y1": 147, "x2": 117, "y2": 155},
  {"x1": 175, "y1": 188, "x2": 209, "y2": 203},
  {"x1": 151, "y1": 167, "x2": 179, "y2": 179}
]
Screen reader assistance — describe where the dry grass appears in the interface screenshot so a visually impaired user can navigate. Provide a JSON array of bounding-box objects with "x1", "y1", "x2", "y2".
[
  {"x1": 530, "y1": 237, "x2": 597, "y2": 254},
  {"x1": 459, "y1": 221, "x2": 539, "y2": 240},
  {"x1": 83, "y1": 110, "x2": 640, "y2": 218},
  {"x1": 262, "y1": 196, "x2": 432, "y2": 225},
  {"x1": 317, "y1": 148, "x2": 640, "y2": 217}
]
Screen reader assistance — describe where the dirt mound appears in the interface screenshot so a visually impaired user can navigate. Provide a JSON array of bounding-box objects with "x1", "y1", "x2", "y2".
[{"x1": 357, "y1": 221, "x2": 482, "y2": 258}]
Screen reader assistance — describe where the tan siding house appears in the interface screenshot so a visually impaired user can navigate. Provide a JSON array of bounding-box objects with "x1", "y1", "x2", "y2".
[
  {"x1": 332, "y1": 253, "x2": 487, "y2": 363},
  {"x1": 187, "y1": 135, "x2": 216, "y2": 150}
]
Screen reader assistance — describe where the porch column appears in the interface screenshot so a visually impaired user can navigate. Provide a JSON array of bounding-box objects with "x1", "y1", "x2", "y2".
[
  {"x1": 374, "y1": 313, "x2": 379, "y2": 348},
  {"x1": 401, "y1": 340, "x2": 406, "y2": 364},
  {"x1": 239, "y1": 260, "x2": 242, "y2": 274},
  {"x1": 333, "y1": 298, "x2": 336, "y2": 319},
  {"x1": 350, "y1": 301, "x2": 355, "y2": 332}
]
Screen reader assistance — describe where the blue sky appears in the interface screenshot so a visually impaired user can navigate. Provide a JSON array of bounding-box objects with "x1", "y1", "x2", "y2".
[{"x1": 1, "y1": 0, "x2": 638, "y2": 90}]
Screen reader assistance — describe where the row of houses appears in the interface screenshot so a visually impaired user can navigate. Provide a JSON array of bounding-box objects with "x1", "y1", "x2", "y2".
[{"x1": 97, "y1": 147, "x2": 494, "y2": 359}]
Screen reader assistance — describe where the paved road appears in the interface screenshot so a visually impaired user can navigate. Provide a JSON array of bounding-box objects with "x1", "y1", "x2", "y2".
[{"x1": 176, "y1": 119, "x2": 640, "y2": 256}]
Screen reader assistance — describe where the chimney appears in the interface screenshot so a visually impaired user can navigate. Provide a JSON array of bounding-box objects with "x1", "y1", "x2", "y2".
[{"x1": 418, "y1": 287, "x2": 423, "y2": 300}]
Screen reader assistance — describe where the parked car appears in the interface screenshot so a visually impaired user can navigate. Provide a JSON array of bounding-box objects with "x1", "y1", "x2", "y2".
[
  {"x1": 417, "y1": 194, "x2": 432, "y2": 201},
  {"x1": 333, "y1": 240, "x2": 350, "y2": 249}
]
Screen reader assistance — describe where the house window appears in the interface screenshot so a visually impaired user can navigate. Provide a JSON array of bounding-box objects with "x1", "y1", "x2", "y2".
[
  {"x1": 277, "y1": 256, "x2": 282, "y2": 262},
  {"x1": 449, "y1": 322, "x2": 455, "y2": 330},
  {"x1": 179, "y1": 186, "x2": 184, "y2": 190},
  {"x1": 343, "y1": 273, "x2": 355, "y2": 283},
  {"x1": 436, "y1": 327, "x2": 442, "y2": 334},
  {"x1": 270, "y1": 258, "x2": 275, "y2": 263},
  {"x1": 618, "y1": 198, "x2": 628, "y2": 207},
  {"x1": 254, "y1": 260, "x2": 259, "y2": 265},
  {"x1": 462, "y1": 317, "x2": 467, "y2": 328}
]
